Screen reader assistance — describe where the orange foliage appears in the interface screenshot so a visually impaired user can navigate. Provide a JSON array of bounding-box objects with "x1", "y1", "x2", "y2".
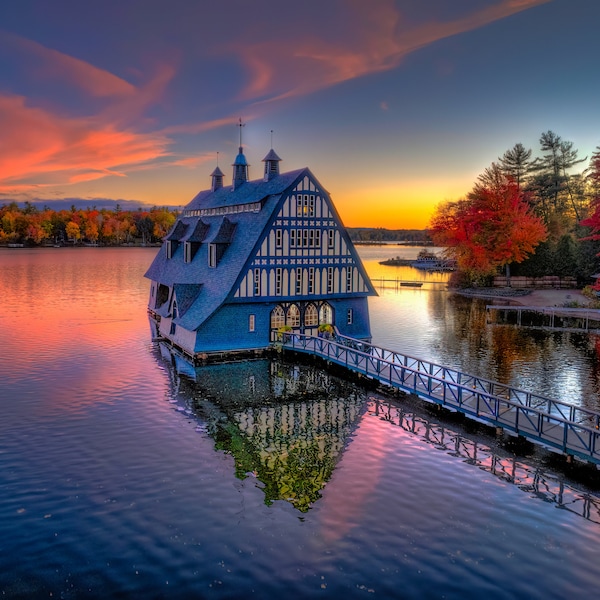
[{"x1": 429, "y1": 181, "x2": 547, "y2": 278}]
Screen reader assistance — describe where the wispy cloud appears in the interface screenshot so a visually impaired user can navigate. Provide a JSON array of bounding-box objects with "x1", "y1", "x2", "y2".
[
  {"x1": 235, "y1": 0, "x2": 551, "y2": 103},
  {"x1": 0, "y1": 31, "x2": 136, "y2": 98}
]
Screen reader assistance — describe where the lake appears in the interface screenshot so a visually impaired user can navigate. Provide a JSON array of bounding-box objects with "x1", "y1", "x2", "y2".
[{"x1": 1, "y1": 246, "x2": 600, "y2": 599}]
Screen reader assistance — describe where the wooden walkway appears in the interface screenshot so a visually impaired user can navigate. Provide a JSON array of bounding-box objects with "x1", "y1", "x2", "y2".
[
  {"x1": 487, "y1": 304, "x2": 600, "y2": 333},
  {"x1": 273, "y1": 332, "x2": 600, "y2": 465}
]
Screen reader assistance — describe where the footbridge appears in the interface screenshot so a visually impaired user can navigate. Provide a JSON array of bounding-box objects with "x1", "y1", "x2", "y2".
[{"x1": 272, "y1": 331, "x2": 600, "y2": 465}]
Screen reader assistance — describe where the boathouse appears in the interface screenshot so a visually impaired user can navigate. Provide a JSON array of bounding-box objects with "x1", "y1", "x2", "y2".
[{"x1": 145, "y1": 141, "x2": 376, "y2": 359}]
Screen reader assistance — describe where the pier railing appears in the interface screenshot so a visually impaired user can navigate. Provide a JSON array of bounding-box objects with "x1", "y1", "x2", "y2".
[{"x1": 272, "y1": 331, "x2": 600, "y2": 464}]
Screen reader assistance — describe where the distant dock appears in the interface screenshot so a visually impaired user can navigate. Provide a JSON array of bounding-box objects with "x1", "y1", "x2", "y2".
[{"x1": 487, "y1": 305, "x2": 600, "y2": 333}]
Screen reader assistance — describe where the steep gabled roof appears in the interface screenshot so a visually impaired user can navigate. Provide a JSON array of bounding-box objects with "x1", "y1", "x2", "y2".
[{"x1": 145, "y1": 168, "x2": 309, "y2": 330}]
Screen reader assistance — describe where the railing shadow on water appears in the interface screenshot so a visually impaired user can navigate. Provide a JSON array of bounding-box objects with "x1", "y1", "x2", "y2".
[
  {"x1": 273, "y1": 331, "x2": 600, "y2": 465},
  {"x1": 368, "y1": 396, "x2": 600, "y2": 526}
]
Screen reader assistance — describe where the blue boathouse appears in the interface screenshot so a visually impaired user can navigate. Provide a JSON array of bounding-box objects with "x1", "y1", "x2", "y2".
[{"x1": 145, "y1": 140, "x2": 376, "y2": 359}]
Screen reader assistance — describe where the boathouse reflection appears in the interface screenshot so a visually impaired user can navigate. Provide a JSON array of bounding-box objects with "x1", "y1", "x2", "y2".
[{"x1": 158, "y1": 343, "x2": 367, "y2": 512}]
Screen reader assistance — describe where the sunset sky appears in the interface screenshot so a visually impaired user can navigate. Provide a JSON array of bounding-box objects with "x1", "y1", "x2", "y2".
[{"x1": 1, "y1": 0, "x2": 599, "y2": 229}]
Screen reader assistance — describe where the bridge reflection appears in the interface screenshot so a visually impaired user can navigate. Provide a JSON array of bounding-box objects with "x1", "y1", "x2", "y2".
[{"x1": 369, "y1": 397, "x2": 600, "y2": 525}]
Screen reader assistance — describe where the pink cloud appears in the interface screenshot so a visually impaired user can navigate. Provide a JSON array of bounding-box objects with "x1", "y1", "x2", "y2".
[
  {"x1": 0, "y1": 34, "x2": 177, "y2": 194},
  {"x1": 0, "y1": 93, "x2": 171, "y2": 193}
]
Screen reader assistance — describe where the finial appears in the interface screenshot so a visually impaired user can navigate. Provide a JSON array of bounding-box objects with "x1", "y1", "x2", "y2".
[
  {"x1": 216, "y1": 151, "x2": 219, "y2": 166},
  {"x1": 270, "y1": 129, "x2": 274, "y2": 149},
  {"x1": 238, "y1": 117, "x2": 245, "y2": 147}
]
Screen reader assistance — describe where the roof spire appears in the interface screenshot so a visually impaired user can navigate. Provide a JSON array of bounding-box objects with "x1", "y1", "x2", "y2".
[
  {"x1": 238, "y1": 117, "x2": 245, "y2": 148},
  {"x1": 232, "y1": 118, "x2": 249, "y2": 190}
]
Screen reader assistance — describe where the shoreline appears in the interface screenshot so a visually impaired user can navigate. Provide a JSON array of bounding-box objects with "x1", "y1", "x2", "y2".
[{"x1": 455, "y1": 287, "x2": 594, "y2": 308}]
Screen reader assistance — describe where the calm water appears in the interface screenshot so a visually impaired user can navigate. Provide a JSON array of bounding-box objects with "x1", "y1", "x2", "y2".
[{"x1": 2, "y1": 247, "x2": 600, "y2": 599}]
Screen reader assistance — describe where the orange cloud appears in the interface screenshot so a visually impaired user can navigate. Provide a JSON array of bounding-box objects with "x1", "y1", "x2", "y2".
[
  {"x1": 0, "y1": 32, "x2": 178, "y2": 194},
  {"x1": 235, "y1": 0, "x2": 551, "y2": 104},
  {"x1": 0, "y1": 93, "x2": 171, "y2": 192}
]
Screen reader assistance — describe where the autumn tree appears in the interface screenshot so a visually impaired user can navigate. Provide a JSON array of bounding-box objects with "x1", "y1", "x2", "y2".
[
  {"x1": 429, "y1": 180, "x2": 547, "y2": 287},
  {"x1": 65, "y1": 221, "x2": 81, "y2": 243},
  {"x1": 579, "y1": 146, "x2": 600, "y2": 286}
]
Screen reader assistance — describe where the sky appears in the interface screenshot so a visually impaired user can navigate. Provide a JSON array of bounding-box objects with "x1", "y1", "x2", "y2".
[{"x1": 1, "y1": 0, "x2": 600, "y2": 229}]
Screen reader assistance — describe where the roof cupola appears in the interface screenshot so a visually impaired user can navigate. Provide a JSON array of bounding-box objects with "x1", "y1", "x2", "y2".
[
  {"x1": 262, "y1": 147, "x2": 281, "y2": 181},
  {"x1": 211, "y1": 165, "x2": 224, "y2": 191}
]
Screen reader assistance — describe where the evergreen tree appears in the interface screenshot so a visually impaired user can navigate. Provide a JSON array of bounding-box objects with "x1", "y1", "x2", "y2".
[{"x1": 498, "y1": 143, "x2": 534, "y2": 191}]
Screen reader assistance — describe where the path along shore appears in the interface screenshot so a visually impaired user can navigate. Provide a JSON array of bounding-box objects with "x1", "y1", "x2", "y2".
[{"x1": 457, "y1": 287, "x2": 595, "y2": 308}]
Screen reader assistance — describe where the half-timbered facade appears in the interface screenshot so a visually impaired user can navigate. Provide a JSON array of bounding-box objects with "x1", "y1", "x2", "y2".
[{"x1": 145, "y1": 144, "x2": 376, "y2": 358}]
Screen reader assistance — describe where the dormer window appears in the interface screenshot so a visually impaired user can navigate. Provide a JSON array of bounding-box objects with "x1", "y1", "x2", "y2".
[
  {"x1": 208, "y1": 217, "x2": 237, "y2": 268},
  {"x1": 166, "y1": 240, "x2": 175, "y2": 259}
]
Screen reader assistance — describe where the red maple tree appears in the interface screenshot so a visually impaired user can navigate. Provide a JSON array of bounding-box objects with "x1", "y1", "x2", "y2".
[{"x1": 429, "y1": 180, "x2": 547, "y2": 285}]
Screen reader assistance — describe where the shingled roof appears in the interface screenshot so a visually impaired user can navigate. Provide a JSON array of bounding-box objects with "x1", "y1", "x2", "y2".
[{"x1": 145, "y1": 167, "x2": 310, "y2": 331}]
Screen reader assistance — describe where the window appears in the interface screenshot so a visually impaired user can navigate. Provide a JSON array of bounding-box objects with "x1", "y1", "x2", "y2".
[
  {"x1": 309, "y1": 229, "x2": 315, "y2": 247},
  {"x1": 166, "y1": 240, "x2": 174, "y2": 259},
  {"x1": 275, "y1": 229, "x2": 282, "y2": 248},
  {"x1": 309, "y1": 195, "x2": 315, "y2": 217},
  {"x1": 305, "y1": 304, "x2": 318, "y2": 326},
  {"x1": 346, "y1": 266, "x2": 353, "y2": 292},
  {"x1": 327, "y1": 267, "x2": 334, "y2": 293},
  {"x1": 275, "y1": 268, "x2": 282, "y2": 295},
  {"x1": 302, "y1": 229, "x2": 309, "y2": 248},
  {"x1": 328, "y1": 229, "x2": 335, "y2": 250},
  {"x1": 319, "y1": 303, "x2": 332, "y2": 325},
  {"x1": 254, "y1": 268, "x2": 261, "y2": 296},
  {"x1": 347, "y1": 309, "x2": 353, "y2": 324},
  {"x1": 184, "y1": 242, "x2": 192, "y2": 263},
  {"x1": 295, "y1": 268, "x2": 303, "y2": 295},
  {"x1": 209, "y1": 244, "x2": 216, "y2": 267},
  {"x1": 315, "y1": 229, "x2": 321, "y2": 248},
  {"x1": 249, "y1": 314, "x2": 255, "y2": 332},
  {"x1": 290, "y1": 229, "x2": 296, "y2": 248},
  {"x1": 296, "y1": 196, "x2": 303, "y2": 217},
  {"x1": 308, "y1": 267, "x2": 314, "y2": 294},
  {"x1": 271, "y1": 305, "x2": 285, "y2": 329},
  {"x1": 288, "y1": 304, "x2": 300, "y2": 327}
]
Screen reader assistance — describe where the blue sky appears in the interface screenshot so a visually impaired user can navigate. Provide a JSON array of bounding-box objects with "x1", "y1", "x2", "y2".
[{"x1": 1, "y1": 0, "x2": 599, "y2": 227}]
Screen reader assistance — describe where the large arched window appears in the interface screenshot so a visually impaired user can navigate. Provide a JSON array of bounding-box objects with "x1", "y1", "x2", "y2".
[
  {"x1": 287, "y1": 304, "x2": 301, "y2": 327},
  {"x1": 305, "y1": 303, "x2": 318, "y2": 326},
  {"x1": 270, "y1": 305, "x2": 285, "y2": 329},
  {"x1": 319, "y1": 302, "x2": 332, "y2": 325}
]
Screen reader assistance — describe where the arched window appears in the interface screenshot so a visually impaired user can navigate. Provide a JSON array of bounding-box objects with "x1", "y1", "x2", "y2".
[
  {"x1": 287, "y1": 304, "x2": 301, "y2": 327},
  {"x1": 270, "y1": 305, "x2": 285, "y2": 329},
  {"x1": 305, "y1": 304, "x2": 318, "y2": 326},
  {"x1": 319, "y1": 302, "x2": 332, "y2": 325}
]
